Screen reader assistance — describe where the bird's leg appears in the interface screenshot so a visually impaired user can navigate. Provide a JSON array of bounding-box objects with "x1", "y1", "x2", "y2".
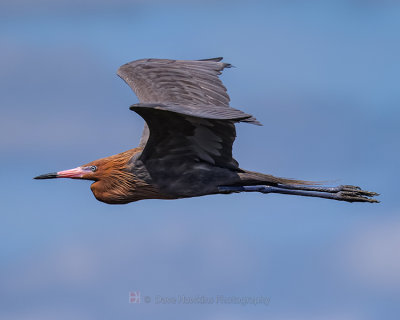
[
  {"x1": 218, "y1": 185, "x2": 379, "y2": 203},
  {"x1": 275, "y1": 183, "x2": 379, "y2": 198}
]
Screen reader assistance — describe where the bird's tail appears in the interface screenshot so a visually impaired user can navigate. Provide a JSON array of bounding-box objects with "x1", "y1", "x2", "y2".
[{"x1": 237, "y1": 170, "x2": 320, "y2": 187}]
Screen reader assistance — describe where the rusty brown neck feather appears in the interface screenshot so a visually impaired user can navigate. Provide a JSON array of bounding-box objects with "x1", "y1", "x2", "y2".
[{"x1": 85, "y1": 148, "x2": 168, "y2": 204}]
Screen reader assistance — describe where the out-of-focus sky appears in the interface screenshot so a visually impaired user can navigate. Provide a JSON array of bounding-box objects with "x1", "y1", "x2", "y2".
[{"x1": 1, "y1": 0, "x2": 399, "y2": 319}]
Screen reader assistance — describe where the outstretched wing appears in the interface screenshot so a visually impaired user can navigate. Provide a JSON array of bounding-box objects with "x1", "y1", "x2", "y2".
[
  {"x1": 117, "y1": 58, "x2": 260, "y2": 170},
  {"x1": 117, "y1": 57, "x2": 232, "y2": 107},
  {"x1": 130, "y1": 103, "x2": 258, "y2": 169}
]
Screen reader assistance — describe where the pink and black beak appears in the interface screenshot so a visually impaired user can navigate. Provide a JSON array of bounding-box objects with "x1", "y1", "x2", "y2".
[{"x1": 34, "y1": 166, "x2": 95, "y2": 180}]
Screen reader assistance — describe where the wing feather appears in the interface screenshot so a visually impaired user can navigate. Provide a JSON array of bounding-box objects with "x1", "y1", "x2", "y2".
[
  {"x1": 117, "y1": 58, "x2": 232, "y2": 107},
  {"x1": 130, "y1": 105, "x2": 240, "y2": 170},
  {"x1": 130, "y1": 103, "x2": 260, "y2": 125},
  {"x1": 118, "y1": 57, "x2": 261, "y2": 171}
]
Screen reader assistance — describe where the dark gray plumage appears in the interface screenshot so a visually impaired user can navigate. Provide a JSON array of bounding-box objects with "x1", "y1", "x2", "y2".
[
  {"x1": 117, "y1": 57, "x2": 233, "y2": 107},
  {"x1": 118, "y1": 58, "x2": 258, "y2": 168}
]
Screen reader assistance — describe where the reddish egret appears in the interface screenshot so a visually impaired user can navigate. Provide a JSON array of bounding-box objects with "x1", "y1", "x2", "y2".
[{"x1": 35, "y1": 58, "x2": 379, "y2": 204}]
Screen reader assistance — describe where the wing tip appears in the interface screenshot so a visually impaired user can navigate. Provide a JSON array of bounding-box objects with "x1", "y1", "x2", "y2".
[
  {"x1": 198, "y1": 57, "x2": 224, "y2": 62},
  {"x1": 226, "y1": 113, "x2": 263, "y2": 126},
  {"x1": 241, "y1": 116, "x2": 263, "y2": 126},
  {"x1": 197, "y1": 57, "x2": 232, "y2": 69}
]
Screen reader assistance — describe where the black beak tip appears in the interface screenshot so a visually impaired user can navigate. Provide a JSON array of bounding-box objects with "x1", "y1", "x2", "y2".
[{"x1": 34, "y1": 172, "x2": 58, "y2": 180}]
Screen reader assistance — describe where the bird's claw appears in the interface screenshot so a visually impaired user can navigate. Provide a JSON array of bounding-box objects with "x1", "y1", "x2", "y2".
[
  {"x1": 339, "y1": 185, "x2": 380, "y2": 198},
  {"x1": 337, "y1": 188, "x2": 380, "y2": 203}
]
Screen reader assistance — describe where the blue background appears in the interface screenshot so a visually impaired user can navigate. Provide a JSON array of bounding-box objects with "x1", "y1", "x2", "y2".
[{"x1": 1, "y1": 1, "x2": 399, "y2": 319}]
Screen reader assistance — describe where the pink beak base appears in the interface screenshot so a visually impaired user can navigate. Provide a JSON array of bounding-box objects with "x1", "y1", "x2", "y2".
[{"x1": 34, "y1": 167, "x2": 88, "y2": 179}]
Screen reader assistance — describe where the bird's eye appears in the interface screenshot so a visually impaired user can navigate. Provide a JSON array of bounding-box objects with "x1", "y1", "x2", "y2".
[{"x1": 90, "y1": 166, "x2": 97, "y2": 172}]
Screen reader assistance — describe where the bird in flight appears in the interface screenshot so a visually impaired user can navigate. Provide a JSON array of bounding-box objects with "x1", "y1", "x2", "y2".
[{"x1": 35, "y1": 57, "x2": 379, "y2": 204}]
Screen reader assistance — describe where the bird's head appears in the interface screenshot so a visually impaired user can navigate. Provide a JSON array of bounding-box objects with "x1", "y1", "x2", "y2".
[
  {"x1": 34, "y1": 149, "x2": 147, "y2": 204},
  {"x1": 34, "y1": 149, "x2": 138, "y2": 182}
]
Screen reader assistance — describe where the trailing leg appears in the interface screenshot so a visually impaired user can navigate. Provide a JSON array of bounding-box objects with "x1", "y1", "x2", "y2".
[{"x1": 218, "y1": 185, "x2": 379, "y2": 203}]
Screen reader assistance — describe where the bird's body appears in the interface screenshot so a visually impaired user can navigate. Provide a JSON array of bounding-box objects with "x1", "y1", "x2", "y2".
[{"x1": 35, "y1": 57, "x2": 379, "y2": 204}]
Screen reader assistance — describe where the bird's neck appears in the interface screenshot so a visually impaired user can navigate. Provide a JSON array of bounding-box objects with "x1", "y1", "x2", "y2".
[{"x1": 90, "y1": 148, "x2": 170, "y2": 204}]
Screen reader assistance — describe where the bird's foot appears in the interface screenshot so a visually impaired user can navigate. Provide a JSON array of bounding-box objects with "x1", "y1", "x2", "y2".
[
  {"x1": 339, "y1": 185, "x2": 379, "y2": 197},
  {"x1": 334, "y1": 185, "x2": 380, "y2": 203}
]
